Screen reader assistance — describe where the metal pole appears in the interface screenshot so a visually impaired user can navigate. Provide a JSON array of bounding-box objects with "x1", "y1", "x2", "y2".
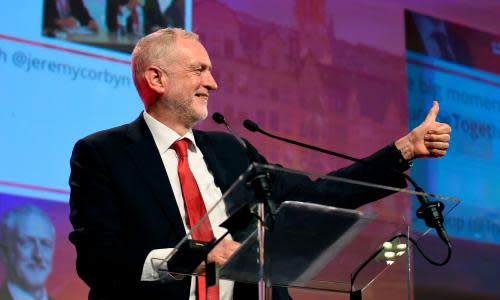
[{"x1": 257, "y1": 202, "x2": 266, "y2": 300}]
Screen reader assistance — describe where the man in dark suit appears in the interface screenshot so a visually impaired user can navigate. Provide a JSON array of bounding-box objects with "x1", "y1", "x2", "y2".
[
  {"x1": 43, "y1": 0, "x2": 98, "y2": 37},
  {"x1": 68, "y1": 28, "x2": 451, "y2": 299},
  {"x1": 144, "y1": 0, "x2": 185, "y2": 34},
  {"x1": 0, "y1": 205, "x2": 55, "y2": 300}
]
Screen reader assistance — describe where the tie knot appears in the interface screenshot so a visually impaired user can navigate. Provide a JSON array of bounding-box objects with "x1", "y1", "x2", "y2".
[{"x1": 172, "y1": 138, "x2": 189, "y2": 159}]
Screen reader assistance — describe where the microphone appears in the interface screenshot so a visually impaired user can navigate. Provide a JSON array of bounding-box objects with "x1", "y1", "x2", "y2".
[
  {"x1": 212, "y1": 112, "x2": 225, "y2": 125},
  {"x1": 212, "y1": 112, "x2": 248, "y2": 151},
  {"x1": 243, "y1": 119, "x2": 259, "y2": 132},
  {"x1": 243, "y1": 118, "x2": 451, "y2": 247}
]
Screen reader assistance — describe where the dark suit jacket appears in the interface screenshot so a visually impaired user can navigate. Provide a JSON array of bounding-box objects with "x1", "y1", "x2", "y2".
[
  {"x1": 43, "y1": 0, "x2": 94, "y2": 36},
  {"x1": 144, "y1": 0, "x2": 185, "y2": 34},
  {"x1": 69, "y1": 114, "x2": 407, "y2": 299}
]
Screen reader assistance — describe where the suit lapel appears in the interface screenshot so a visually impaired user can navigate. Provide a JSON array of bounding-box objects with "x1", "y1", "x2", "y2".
[
  {"x1": 193, "y1": 130, "x2": 233, "y2": 193},
  {"x1": 123, "y1": 120, "x2": 244, "y2": 240},
  {"x1": 125, "y1": 115, "x2": 186, "y2": 239}
]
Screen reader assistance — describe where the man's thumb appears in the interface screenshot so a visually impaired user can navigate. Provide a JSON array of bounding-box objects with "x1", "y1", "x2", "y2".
[{"x1": 424, "y1": 101, "x2": 439, "y2": 122}]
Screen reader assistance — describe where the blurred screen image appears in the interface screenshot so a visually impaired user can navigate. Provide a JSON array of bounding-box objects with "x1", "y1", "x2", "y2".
[{"x1": 42, "y1": 0, "x2": 188, "y2": 53}]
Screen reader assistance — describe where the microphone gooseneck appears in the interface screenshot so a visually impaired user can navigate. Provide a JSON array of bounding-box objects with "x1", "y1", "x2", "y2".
[
  {"x1": 212, "y1": 112, "x2": 276, "y2": 224},
  {"x1": 212, "y1": 112, "x2": 248, "y2": 151}
]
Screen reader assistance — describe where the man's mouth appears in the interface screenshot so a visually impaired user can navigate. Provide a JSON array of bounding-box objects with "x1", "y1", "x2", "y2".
[
  {"x1": 195, "y1": 92, "x2": 209, "y2": 98},
  {"x1": 26, "y1": 263, "x2": 47, "y2": 271}
]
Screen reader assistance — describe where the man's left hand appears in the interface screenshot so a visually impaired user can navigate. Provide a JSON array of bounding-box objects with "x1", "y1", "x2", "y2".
[{"x1": 395, "y1": 101, "x2": 451, "y2": 160}]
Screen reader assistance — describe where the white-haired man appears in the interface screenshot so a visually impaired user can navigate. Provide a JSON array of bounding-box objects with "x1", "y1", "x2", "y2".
[{"x1": 69, "y1": 28, "x2": 451, "y2": 300}]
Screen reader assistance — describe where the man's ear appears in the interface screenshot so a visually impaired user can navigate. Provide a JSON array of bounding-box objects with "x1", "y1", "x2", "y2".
[{"x1": 144, "y1": 66, "x2": 167, "y2": 95}]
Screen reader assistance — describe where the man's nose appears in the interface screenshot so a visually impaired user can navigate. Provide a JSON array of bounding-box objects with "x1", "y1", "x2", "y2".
[
  {"x1": 32, "y1": 241, "x2": 45, "y2": 261},
  {"x1": 203, "y1": 72, "x2": 218, "y2": 91}
]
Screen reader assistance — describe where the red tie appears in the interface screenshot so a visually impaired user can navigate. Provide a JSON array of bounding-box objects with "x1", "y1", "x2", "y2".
[{"x1": 172, "y1": 138, "x2": 219, "y2": 300}]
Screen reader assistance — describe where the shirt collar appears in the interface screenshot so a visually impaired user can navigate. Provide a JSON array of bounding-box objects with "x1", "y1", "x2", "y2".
[
  {"x1": 143, "y1": 110, "x2": 198, "y2": 154},
  {"x1": 7, "y1": 281, "x2": 48, "y2": 300}
]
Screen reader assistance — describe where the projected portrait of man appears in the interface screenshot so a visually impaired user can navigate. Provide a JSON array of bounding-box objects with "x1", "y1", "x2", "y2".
[{"x1": 0, "y1": 205, "x2": 55, "y2": 300}]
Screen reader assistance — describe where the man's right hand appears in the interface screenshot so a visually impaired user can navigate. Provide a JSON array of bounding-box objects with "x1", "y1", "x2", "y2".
[
  {"x1": 197, "y1": 239, "x2": 240, "y2": 274},
  {"x1": 208, "y1": 239, "x2": 240, "y2": 265}
]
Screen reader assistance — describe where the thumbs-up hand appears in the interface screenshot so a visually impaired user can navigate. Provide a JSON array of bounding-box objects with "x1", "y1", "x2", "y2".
[{"x1": 395, "y1": 101, "x2": 452, "y2": 160}]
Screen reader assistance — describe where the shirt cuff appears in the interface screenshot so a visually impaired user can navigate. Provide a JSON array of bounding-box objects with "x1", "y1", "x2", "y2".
[
  {"x1": 141, "y1": 248, "x2": 174, "y2": 281},
  {"x1": 392, "y1": 143, "x2": 413, "y2": 171}
]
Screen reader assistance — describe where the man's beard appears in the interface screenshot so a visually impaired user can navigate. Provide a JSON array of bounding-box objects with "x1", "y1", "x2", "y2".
[
  {"x1": 13, "y1": 262, "x2": 51, "y2": 291},
  {"x1": 170, "y1": 95, "x2": 208, "y2": 128}
]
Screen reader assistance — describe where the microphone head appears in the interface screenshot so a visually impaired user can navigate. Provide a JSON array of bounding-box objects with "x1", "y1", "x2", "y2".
[
  {"x1": 243, "y1": 119, "x2": 260, "y2": 132},
  {"x1": 212, "y1": 112, "x2": 225, "y2": 124}
]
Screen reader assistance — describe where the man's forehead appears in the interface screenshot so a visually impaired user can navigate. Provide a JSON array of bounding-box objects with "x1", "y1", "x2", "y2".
[
  {"x1": 15, "y1": 214, "x2": 54, "y2": 239},
  {"x1": 175, "y1": 36, "x2": 204, "y2": 49},
  {"x1": 171, "y1": 38, "x2": 212, "y2": 64}
]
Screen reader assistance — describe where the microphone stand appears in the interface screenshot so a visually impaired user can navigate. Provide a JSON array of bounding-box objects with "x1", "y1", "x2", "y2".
[{"x1": 213, "y1": 113, "x2": 274, "y2": 300}]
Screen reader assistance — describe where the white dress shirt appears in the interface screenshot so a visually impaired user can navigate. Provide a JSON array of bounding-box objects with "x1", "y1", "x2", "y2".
[
  {"x1": 141, "y1": 111, "x2": 234, "y2": 300},
  {"x1": 7, "y1": 281, "x2": 49, "y2": 300}
]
